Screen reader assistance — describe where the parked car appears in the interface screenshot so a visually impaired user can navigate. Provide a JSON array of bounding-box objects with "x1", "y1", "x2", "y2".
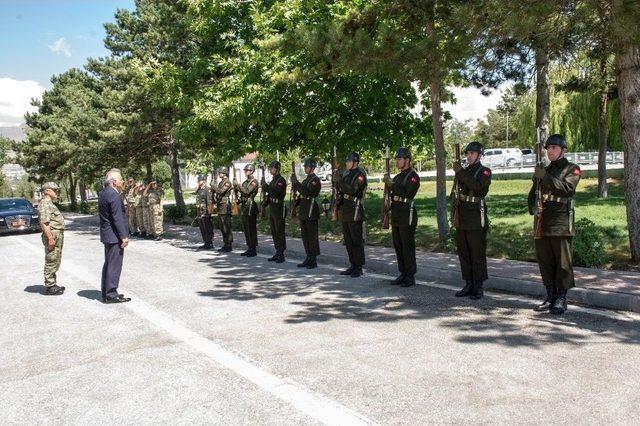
[
  {"x1": 483, "y1": 148, "x2": 524, "y2": 168},
  {"x1": 0, "y1": 198, "x2": 41, "y2": 234},
  {"x1": 316, "y1": 163, "x2": 333, "y2": 181}
]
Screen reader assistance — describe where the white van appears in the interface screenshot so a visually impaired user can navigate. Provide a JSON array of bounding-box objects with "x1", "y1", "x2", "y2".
[{"x1": 483, "y1": 148, "x2": 524, "y2": 168}]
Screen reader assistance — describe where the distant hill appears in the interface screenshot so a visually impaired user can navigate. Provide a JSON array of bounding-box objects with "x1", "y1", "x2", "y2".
[{"x1": 0, "y1": 126, "x2": 27, "y2": 141}]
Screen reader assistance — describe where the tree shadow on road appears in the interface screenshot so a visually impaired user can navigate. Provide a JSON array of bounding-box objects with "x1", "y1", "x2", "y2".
[{"x1": 191, "y1": 250, "x2": 640, "y2": 349}]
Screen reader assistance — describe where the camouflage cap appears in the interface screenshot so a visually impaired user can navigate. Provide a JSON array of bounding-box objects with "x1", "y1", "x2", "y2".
[{"x1": 41, "y1": 182, "x2": 60, "y2": 191}]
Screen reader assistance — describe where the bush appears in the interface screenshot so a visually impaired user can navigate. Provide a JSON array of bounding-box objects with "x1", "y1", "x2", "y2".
[
  {"x1": 79, "y1": 201, "x2": 92, "y2": 214},
  {"x1": 573, "y1": 218, "x2": 607, "y2": 268},
  {"x1": 164, "y1": 205, "x2": 186, "y2": 224}
]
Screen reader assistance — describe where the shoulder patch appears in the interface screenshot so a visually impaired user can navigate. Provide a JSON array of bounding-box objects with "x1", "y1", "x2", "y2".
[
  {"x1": 410, "y1": 176, "x2": 417, "y2": 183},
  {"x1": 357, "y1": 175, "x2": 364, "y2": 181},
  {"x1": 483, "y1": 169, "x2": 491, "y2": 177},
  {"x1": 572, "y1": 166, "x2": 581, "y2": 176},
  {"x1": 277, "y1": 181, "x2": 284, "y2": 187},
  {"x1": 311, "y1": 179, "x2": 318, "y2": 186}
]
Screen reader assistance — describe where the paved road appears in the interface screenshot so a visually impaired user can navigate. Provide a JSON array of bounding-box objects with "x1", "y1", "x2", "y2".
[{"x1": 2, "y1": 218, "x2": 640, "y2": 424}]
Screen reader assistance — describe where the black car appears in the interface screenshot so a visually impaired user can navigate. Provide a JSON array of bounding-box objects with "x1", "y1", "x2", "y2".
[{"x1": 0, "y1": 198, "x2": 41, "y2": 234}]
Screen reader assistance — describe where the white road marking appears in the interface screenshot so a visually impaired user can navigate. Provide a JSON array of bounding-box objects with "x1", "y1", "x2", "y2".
[{"x1": 9, "y1": 235, "x2": 375, "y2": 426}]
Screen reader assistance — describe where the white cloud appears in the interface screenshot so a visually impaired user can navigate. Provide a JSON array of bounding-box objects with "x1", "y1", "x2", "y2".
[
  {"x1": 48, "y1": 37, "x2": 72, "y2": 57},
  {"x1": 443, "y1": 85, "x2": 509, "y2": 124},
  {"x1": 0, "y1": 78, "x2": 46, "y2": 126}
]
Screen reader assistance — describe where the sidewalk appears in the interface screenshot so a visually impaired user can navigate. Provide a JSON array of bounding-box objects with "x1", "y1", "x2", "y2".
[{"x1": 159, "y1": 220, "x2": 640, "y2": 314}]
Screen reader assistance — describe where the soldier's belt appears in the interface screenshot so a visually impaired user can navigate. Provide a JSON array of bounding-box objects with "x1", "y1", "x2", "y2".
[
  {"x1": 543, "y1": 194, "x2": 570, "y2": 203},
  {"x1": 343, "y1": 194, "x2": 362, "y2": 202},
  {"x1": 392, "y1": 196, "x2": 413, "y2": 203},
  {"x1": 458, "y1": 195, "x2": 485, "y2": 203},
  {"x1": 270, "y1": 198, "x2": 284, "y2": 204},
  {"x1": 299, "y1": 195, "x2": 316, "y2": 200}
]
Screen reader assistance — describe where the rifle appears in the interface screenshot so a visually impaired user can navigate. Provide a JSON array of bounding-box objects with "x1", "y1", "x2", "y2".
[
  {"x1": 290, "y1": 160, "x2": 298, "y2": 219},
  {"x1": 534, "y1": 127, "x2": 544, "y2": 239},
  {"x1": 451, "y1": 136, "x2": 461, "y2": 228},
  {"x1": 382, "y1": 145, "x2": 391, "y2": 229},
  {"x1": 210, "y1": 169, "x2": 218, "y2": 215},
  {"x1": 331, "y1": 145, "x2": 340, "y2": 222},
  {"x1": 259, "y1": 160, "x2": 268, "y2": 219},
  {"x1": 231, "y1": 167, "x2": 239, "y2": 216}
]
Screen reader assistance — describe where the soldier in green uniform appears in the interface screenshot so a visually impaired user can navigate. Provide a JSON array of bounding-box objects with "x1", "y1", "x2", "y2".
[
  {"x1": 214, "y1": 166, "x2": 234, "y2": 252},
  {"x1": 124, "y1": 179, "x2": 138, "y2": 237},
  {"x1": 38, "y1": 182, "x2": 65, "y2": 295},
  {"x1": 383, "y1": 148, "x2": 421, "y2": 287},
  {"x1": 195, "y1": 175, "x2": 214, "y2": 250},
  {"x1": 235, "y1": 164, "x2": 259, "y2": 257},
  {"x1": 528, "y1": 134, "x2": 581, "y2": 315},
  {"x1": 141, "y1": 181, "x2": 153, "y2": 239},
  {"x1": 261, "y1": 160, "x2": 287, "y2": 263},
  {"x1": 452, "y1": 141, "x2": 492, "y2": 300},
  {"x1": 147, "y1": 179, "x2": 164, "y2": 241},
  {"x1": 291, "y1": 158, "x2": 322, "y2": 269},
  {"x1": 134, "y1": 182, "x2": 147, "y2": 238},
  {"x1": 338, "y1": 152, "x2": 367, "y2": 278}
]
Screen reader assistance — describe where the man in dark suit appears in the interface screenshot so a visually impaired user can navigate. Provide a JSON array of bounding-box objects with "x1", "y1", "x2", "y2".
[{"x1": 99, "y1": 168, "x2": 131, "y2": 304}]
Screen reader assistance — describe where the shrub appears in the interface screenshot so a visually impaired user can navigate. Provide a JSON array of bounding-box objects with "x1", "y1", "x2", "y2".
[
  {"x1": 164, "y1": 205, "x2": 186, "y2": 224},
  {"x1": 573, "y1": 218, "x2": 607, "y2": 268}
]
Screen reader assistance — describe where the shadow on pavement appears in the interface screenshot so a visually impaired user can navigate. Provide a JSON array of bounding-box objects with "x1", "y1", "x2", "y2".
[
  {"x1": 24, "y1": 285, "x2": 45, "y2": 294},
  {"x1": 77, "y1": 289, "x2": 103, "y2": 301}
]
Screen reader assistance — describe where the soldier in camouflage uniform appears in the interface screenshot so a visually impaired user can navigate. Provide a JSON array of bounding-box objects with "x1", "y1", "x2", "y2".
[
  {"x1": 528, "y1": 134, "x2": 581, "y2": 315},
  {"x1": 195, "y1": 175, "x2": 214, "y2": 250},
  {"x1": 134, "y1": 182, "x2": 147, "y2": 238},
  {"x1": 147, "y1": 179, "x2": 164, "y2": 241},
  {"x1": 383, "y1": 148, "x2": 421, "y2": 287},
  {"x1": 234, "y1": 164, "x2": 259, "y2": 257},
  {"x1": 214, "y1": 167, "x2": 234, "y2": 252},
  {"x1": 124, "y1": 180, "x2": 138, "y2": 237},
  {"x1": 141, "y1": 181, "x2": 152, "y2": 239},
  {"x1": 261, "y1": 161, "x2": 287, "y2": 263},
  {"x1": 37, "y1": 182, "x2": 65, "y2": 295},
  {"x1": 291, "y1": 158, "x2": 321, "y2": 269},
  {"x1": 452, "y1": 141, "x2": 492, "y2": 300},
  {"x1": 338, "y1": 152, "x2": 367, "y2": 278}
]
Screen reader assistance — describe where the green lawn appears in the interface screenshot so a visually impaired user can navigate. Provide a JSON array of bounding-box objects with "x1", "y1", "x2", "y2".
[{"x1": 248, "y1": 178, "x2": 632, "y2": 271}]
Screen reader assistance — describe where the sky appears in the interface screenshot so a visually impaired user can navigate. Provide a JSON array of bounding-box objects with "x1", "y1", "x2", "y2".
[{"x1": 0, "y1": 0, "x2": 502, "y2": 128}]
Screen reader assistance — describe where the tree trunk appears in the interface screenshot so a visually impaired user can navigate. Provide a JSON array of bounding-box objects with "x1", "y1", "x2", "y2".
[
  {"x1": 68, "y1": 172, "x2": 77, "y2": 211},
  {"x1": 79, "y1": 179, "x2": 87, "y2": 203},
  {"x1": 616, "y1": 44, "x2": 640, "y2": 263},
  {"x1": 535, "y1": 46, "x2": 551, "y2": 142},
  {"x1": 168, "y1": 137, "x2": 186, "y2": 212},
  {"x1": 145, "y1": 159, "x2": 153, "y2": 182},
  {"x1": 597, "y1": 89, "x2": 609, "y2": 198},
  {"x1": 426, "y1": 17, "x2": 449, "y2": 247}
]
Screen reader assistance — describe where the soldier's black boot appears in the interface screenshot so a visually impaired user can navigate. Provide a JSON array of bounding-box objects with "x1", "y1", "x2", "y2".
[
  {"x1": 350, "y1": 266, "x2": 363, "y2": 278},
  {"x1": 534, "y1": 286, "x2": 555, "y2": 312},
  {"x1": 470, "y1": 280, "x2": 484, "y2": 300},
  {"x1": 400, "y1": 274, "x2": 415, "y2": 287},
  {"x1": 297, "y1": 256, "x2": 310, "y2": 267},
  {"x1": 391, "y1": 274, "x2": 406, "y2": 286},
  {"x1": 246, "y1": 247, "x2": 257, "y2": 257},
  {"x1": 455, "y1": 280, "x2": 474, "y2": 297},
  {"x1": 340, "y1": 265, "x2": 355, "y2": 275},
  {"x1": 197, "y1": 243, "x2": 213, "y2": 251},
  {"x1": 132, "y1": 232, "x2": 139, "y2": 237},
  {"x1": 154, "y1": 235, "x2": 163, "y2": 241},
  {"x1": 550, "y1": 289, "x2": 568, "y2": 315},
  {"x1": 275, "y1": 252, "x2": 285, "y2": 263},
  {"x1": 240, "y1": 249, "x2": 249, "y2": 256},
  {"x1": 267, "y1": 253, "x2": 278, "y2": 261},
  {"x1": 44, "y1": 285, "x2": 65, "y2": 296},
  {"x1": 140, "y1": 232, "x2": 147, "y2": 239},
  {"x1": 306, "y1": 256, "x2": 317, "y2": 269},
  {"x1": 223, "y1": 245, "x2": 232, "y2": 252}
]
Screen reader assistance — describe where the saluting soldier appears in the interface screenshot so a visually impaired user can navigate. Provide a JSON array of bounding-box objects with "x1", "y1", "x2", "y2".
[
  {"x1": 291, "y1": 158, "x2": 322, "y2": 269},
  {"x1": 528, "y1": 134, "x2": 580, "y2": 315},
  {"x1": 147, "y1": 179, "x2": 164, "y2": 241},
  {"x1": 134, "y1": 182, "x2": 147, "y2": 239},
  {"x1": 195, "y1": 175, "x2": 214, "y2": 250},
  {"x1": 261, "y1": 160, "x2": 287, "y2": 263},
  {"x1": 38, "y1": 182, "x2": 65, "y2": 295},
  {"x1": 383, "y1": 148, "x2": 420, "y2": 287},
  {"x1": 338, "y1": 152, "x2": 367, "y2": 278},
  {"x1": 235, "y1": 164, "x2": 260, "y2": 257},
  {"x1": 452, "y1": 141, "x2": 492, "y2": 300},
  {"x1": 141, "y1": 181, "x2": 153, "y2": 239},
  {"x1": 124, "y1": 179, "x2": 138, "y2": 237},
  {"x1": 214, "y1": 166, "x2": 234, "y2": 252}
]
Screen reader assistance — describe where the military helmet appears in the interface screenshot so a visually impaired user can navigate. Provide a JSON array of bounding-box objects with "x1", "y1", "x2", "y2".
[
  {"x1": 303, "y1": 158, "x2": 317, "y2": 169},
  {"x1": 268, "y1": 160, "x2": 281, "y2": 170},
  {"x1": 41, "y1": 182, "x2": 60, "y2": 191},
  {"x1": 346, "y1": 152, "x2": 360, "y2": 163},
  {"x1": 395, "y1": 147, "x2": 412, "y2": 159},
  {"x1": 217, "y1": 166, "x2": 229, "y2": 175},
  {"x1": 463, "y1": 141, "x2": 484, "y2": 155},
  {"x1": 545, "y1": 134, "x2": 567, "y2": 149},
  {"x1": 244, "y1": 163, "x2": 255, "y2": 172}
]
